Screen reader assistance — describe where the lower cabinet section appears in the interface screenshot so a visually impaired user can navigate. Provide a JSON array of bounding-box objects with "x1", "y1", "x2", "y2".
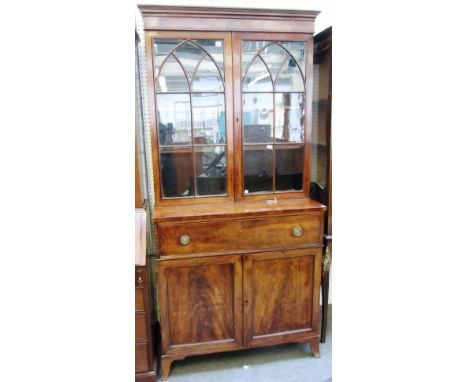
[{"x1": 156, "y1": 248, "x2": 322, "y2": 380}]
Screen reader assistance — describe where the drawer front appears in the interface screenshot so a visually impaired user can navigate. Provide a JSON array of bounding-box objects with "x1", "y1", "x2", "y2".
[
  {"x1": 136, "y1": 313, "x2": 147, "y2": 341},
  {"x1": 135, "y1": 342, "x2": 149, "y2": 373},
  {"x1": 135, "y1": 288, "x2": 144, "y2": 311},
  {"x1": 158, "y1": 213, "x2": 321, "y2": 256}
]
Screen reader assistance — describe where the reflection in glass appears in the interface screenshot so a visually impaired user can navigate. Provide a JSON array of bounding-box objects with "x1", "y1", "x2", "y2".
[
  {"x1": 243, "y1": 145, "x2": 273, "y2": 193},
  {"x1": 156, "y1": 55, "x2": 189, "y2": 92},
  {"x1": 192, "y1": 57, "x2": 224, "y2": 92},
  {"x1": 156, "y1": 94, "x2": 191, "y2": 145},
  {"x1": 243, "y1": 93, "x2": 273, "y2": 143},
  {"x1": 241, "y1": 41, "x2": 269, "y2": 77},
  {"x1": 259, "y1": 43, "x2": 289, "y2": 80},
  {"x1": 192, "y1": 93, "x2": 225, "y2": 144},
  {"x1": 153, "y1": 39, "x2": 183, "y2": 77},
  {"x1": 275, "y1": 59, "x2": 305, "y2": 92},
  {"x1": 173, "y1": 41, "x2": 205, "y2": 83},
  {"x1": 275, "y1": 145, "x2": 304, "y2": 191},
  {"x1": 275, "y1": 93, "x2": 305, "y2": 143},
  {"x1": 194, "y1": 40, "x2": 224, "y2": 78},
  {"x1": 195, "y1": 146, "x2": 226, "y2": 196},
  {"x1": 280, "y1": 41, "x2": 306, "y2": 78},
  {"x1": 160, "y1": 147, "x2": 194, "y2": 197},
  {"x1": 243, "y1": 56, "x2": 273, "y2": 92}
]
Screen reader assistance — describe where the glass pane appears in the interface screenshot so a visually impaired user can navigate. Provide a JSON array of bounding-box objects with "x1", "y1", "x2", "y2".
[
  {"x1": 243, "y1": 145, "x2": 273, "y2": 194},
  {"x1": 173, "y1": 41, "x2": 205, "y2": 84},
  {"x1": 243, "y1": 56, "x2": 273, "y2": 92},
  {"x1": 191, "y1": 57, "x2": 224, "y2": 92},
  {"x1": 275, "y1": 93, "x2": 305, "y2": 143},
  {"x1": 160, "y1": 146, "x2": 194, "y2": 197},
  {"x1": 241, "y1": 40, "x2": 269, "y2": 77},
  {"x1": 275, "y1": 58, "x2": 305, "y2": 92},
  {"x1": 280, "y1": 41, "x2": 307, "y2": 78},
  {"x1": 275, "y1": 145, "x2": 304, "y2": 191},
  {"x1": 259, "y1": 43, "x2": 289, "y2": 80},
  {"x1": 243, "y1": 93, "x2": 273, "y2": 143},
  {"x1": 156, "y1": 94, "x2": 191, "y2": 145},
  {"x1": 153, "y1": 39, "x2": 183, "y2": 77},
  {"x1": 195, "y1": 146, "x2": 227, "y2": 196},
  {"x1": 194, "y1": 40, "x2": 224, "y2": 78},
  {"x1": 156, "y1": 55, "x2": 189, "y2": 92},
  {"x1": 192, "y1": 93, "x2": 226, "y2": 144}
]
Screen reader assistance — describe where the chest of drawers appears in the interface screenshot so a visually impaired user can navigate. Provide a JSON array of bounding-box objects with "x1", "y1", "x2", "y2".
[{"x1": 135, "y1": 266, "x2": 157, "y2": 382}]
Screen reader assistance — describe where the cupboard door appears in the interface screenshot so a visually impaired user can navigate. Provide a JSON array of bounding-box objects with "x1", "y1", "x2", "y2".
[
  {"x1": 157, "y1": 255, "x2": 243, "y2": 355},
  {"x1": 243, "y1": 248, "x2": 321, "y2": 347}
]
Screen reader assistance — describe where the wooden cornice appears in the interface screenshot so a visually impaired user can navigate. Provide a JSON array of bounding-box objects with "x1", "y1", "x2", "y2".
[{"x1": 138, "y1": 5, "x2": 320, "y2": 33}]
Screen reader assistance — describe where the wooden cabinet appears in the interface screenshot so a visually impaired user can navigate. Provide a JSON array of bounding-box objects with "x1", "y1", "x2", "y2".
[{"x1": 139, "y1": 5, "x2": 324, "y2": 380}]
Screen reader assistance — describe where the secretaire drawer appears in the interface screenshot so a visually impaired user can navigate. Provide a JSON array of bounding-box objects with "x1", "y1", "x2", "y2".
[{"x1": 157, "y1": 214, "x2": 321, "y2": 256}]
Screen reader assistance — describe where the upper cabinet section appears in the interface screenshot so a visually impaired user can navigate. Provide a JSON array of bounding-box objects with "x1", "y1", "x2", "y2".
[{"x1": 140, "y1": 7, "x2": 318, "y2": 206}]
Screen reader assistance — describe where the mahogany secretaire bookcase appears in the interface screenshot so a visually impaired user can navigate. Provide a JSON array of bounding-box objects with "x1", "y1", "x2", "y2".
[{"x1": 139, "y1": 6, "x2": 326, "y2": 379}]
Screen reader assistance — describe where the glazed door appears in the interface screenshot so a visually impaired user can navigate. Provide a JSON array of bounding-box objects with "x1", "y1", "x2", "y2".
[
  {"x1": 243, "y1": 248, "x2": 322, "y2": 347},
  {"x1": 145, "y1": 31, "x2": 235, "y2": 205},
  {"x1": 232, "y1": 32, "x2": 314, "y2": 201},
  {"x1": 157, "y1": 255, "x2": 243, "y2": 355}
]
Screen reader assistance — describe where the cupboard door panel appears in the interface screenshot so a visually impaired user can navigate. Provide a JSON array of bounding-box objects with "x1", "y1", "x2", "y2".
[
  {"x1": 158, "y1": 255, "x2": 243, "y2": 354},
  {"x1": 244, "y1": 248, "x2": 321, "y2": 347}
]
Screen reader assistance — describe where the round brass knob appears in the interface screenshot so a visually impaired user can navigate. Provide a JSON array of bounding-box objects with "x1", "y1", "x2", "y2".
[
  {"x1": 292, "y1": 226, "x2": 303, "y2": 237},
  {"x1": 179, "y1": 234, "x2": 191, "y2": 246}
]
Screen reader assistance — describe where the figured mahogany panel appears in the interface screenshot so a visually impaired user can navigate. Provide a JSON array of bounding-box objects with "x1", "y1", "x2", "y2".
[
  {"x1": 244, "y1": 248, "x2": 322, "y2": 347},
  {"x1": 158, "y1": 213, "x2": 321, "y2": 256},
  {"x1": 255, "y1": 256, "x2": 312, "y2": 334},
  {"x1": 158, "y1": 255, "x2": 243, "y2": 354}
]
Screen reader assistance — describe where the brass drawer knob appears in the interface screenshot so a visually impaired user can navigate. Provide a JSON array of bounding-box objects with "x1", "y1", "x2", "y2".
[
  {"x1": 179, "y1": 234, "x2": 191, "y2": 246},
  {"x1": 292, "y1": 226, "x2": 303, "y2": 237}
]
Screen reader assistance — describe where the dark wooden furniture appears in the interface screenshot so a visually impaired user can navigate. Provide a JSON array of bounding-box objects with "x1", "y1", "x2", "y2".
[
  {"x1": 310, "y1": 26, "x2": 332, "y2": 342},
  {"x1": 136, "y1": 27, "x2": 157, "y2": 382},
  {"x1": 139, "y1": 6, "x2": 325, "y2": 379},
  {"x1": 136, "y1": 266, "x2": 157, "y2": 382}
]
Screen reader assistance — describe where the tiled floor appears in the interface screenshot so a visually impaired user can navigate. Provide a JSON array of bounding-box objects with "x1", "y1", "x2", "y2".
[{"x1": 164, "y1": 306, "x2": 332, "y2": 382}]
